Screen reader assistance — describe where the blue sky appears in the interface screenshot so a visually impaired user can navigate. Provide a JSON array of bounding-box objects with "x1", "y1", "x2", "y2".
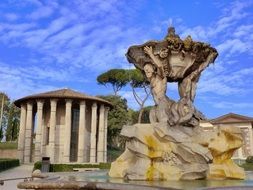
[{"x1": 0, "y1": 0, "x2": 252, "y2": 119}]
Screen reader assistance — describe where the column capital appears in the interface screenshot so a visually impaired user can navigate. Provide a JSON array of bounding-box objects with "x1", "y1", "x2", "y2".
[
  {"x1": 36, "y1": 99, "x2": 44, "y2": 104},
  {"x1": 100, "y1": 104, "x2": 105, "y2": 110},
  {"x1": 65, "y1": 99, "x2": 73, "y2": 104},
  {"x1": 27, "y1": 101, "x2": 33, "y2": 111},
  {"x1": 50, "y1": 99, "x2": 58, "y2": 112},
  {"x1": 50, "y1": 99, "x2": 58, "y2": 103},
  {"x1": 92, "y1": 102, "x2": 97, "y2": 108},
  {"x1": 37, "y1": 99, "x2": 44, "y2": 109},
  {"x1": 21, "y1": 103, "x2": 27, "y2": 109},
  {"x1": 80, "y1": 100, "x2": 86, "y2": 106}
]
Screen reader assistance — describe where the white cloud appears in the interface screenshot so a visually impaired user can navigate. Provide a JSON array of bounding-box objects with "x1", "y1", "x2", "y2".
[
  {"x1": 179, "y1": 1, "x2": 252, "y2": 43},
  {"x1": 211, "y1": 101, "x2": 253, "y2": 109},
  {"x1": 28, "y1": 3, "x2": 58, "y2": 20},
  {"x1": 4, "y1": 13, "x2": 19, "y2": 21},
  {"x1": 233, "y1": 24, "x2": 253, "y2": 37},
  {"x1": 217, "y1": 39, "x2": 248, "y2": 55},
  {"x1": 0, "y1": 1, "x2": 148, "y2": 71},
  {"x1": 198, "y1": 66, "x2": 253, "y2": 96},
  {"x1": 0, "y1": 61, "x2": 89, "y2": 100}
]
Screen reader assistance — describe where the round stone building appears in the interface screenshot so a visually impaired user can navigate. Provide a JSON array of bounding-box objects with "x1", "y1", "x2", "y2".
[{"x1": 14, "y1": 88, "x2": 111, "y2": 164}]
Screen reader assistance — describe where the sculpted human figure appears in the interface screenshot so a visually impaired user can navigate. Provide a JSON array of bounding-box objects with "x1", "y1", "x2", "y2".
[
  {"x1": 143, "y1": 46, "x2": 167, "y2": 104},
  {"x1": 143, "y1": 46, "x2": 172, "y2": 123},
  {"x1": 178, "y1": 52, "x2": 218, "y2": 102},
  {"x1": 176, "y1": 52, "x2": 218, "y2": 126}
]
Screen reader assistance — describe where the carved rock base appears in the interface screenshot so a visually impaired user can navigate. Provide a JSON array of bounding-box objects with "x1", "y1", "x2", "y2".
[{"x1": 109, "y1": 124, "x2": 245, "y2": 180}]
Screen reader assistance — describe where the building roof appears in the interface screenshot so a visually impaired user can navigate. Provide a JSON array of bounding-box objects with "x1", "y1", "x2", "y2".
[
  {"x1": 210, "y1": 113, "x2": 253, "y2": 124},
  {"x1": 14, "y1": 88, "x2": 112, "y2": 108}
]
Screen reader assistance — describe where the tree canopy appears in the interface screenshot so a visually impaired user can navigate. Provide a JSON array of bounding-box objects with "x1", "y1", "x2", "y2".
[
  {"x1": 0, "y1": 92, "x2": 10, "y2": 141},
  {"x1": 97, "y1": 68, "x2": 151, "y2": 123},
  {"x1": 5, "y1": 103, "x2": 20, "y2": 141},
  {"x1": 0, "y1": 92, "x2": 20, "y2": 142},
  {"x1": 97, "y1": 69, "x2": 129, "y2": 95}
]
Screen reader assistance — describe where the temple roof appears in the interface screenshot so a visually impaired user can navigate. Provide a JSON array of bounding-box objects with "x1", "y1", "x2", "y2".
[
  {"x1": 210, "y1": 113, "x2": 253, "y2": 124},
  {"x1": 14, "y1": 88, "x2": 112, "y2": 107}
]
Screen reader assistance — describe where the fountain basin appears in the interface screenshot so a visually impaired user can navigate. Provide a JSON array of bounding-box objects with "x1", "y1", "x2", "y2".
[{"x1": 18, "y1": 170, "x2": 253, "y2": 190}]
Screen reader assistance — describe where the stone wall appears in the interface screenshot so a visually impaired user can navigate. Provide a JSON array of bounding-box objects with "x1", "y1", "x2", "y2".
[{"x1": 0, "y1": 149, "x2": 18, "y2": 159}]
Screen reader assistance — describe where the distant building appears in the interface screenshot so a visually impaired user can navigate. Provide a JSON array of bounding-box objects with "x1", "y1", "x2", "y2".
[
  {"x1": 14, "y1": 88, "x2": 112, "y2": 164},
  {"x1": 200, "y1": 113, "x2": 253, "y2": 160}
]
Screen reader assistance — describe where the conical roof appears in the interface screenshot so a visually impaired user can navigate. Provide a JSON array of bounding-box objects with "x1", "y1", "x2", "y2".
[{"x1": 14, "y1": 88, "x2": 112, "y2": 107}]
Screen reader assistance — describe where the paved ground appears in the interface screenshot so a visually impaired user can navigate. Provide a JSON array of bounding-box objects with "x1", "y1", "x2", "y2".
[{"x1": 0, "y1": 164, "x2": 33, "y2": 190}]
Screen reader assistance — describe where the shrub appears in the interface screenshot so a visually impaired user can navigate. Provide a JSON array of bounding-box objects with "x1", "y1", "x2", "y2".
[
  {"x1": 33, "y1": 162, "x2": 111, "y2": 172},
  {"x1": 246, "y1": 156, "x2": 253, "y2": 163},
  {"x1": 0, "y1": 142, "x2": 18, "y2": 149},
  {"x1": 0, "y1": 158, "x2": 19, "y2": 172},
  {"x1": 33, "y1": 161, "x2": 42, "y2": 171}
]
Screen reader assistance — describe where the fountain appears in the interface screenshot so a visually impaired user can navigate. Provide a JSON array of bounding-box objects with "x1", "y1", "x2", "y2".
[
  {"x1": 17, "y1": 27, "x2": 251, "y2": 190},
  {"x1": 109, "y1": 27, "x2": 245, "y2": 180}
]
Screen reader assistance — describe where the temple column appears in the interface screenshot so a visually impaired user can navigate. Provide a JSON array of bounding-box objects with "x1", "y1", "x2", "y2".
[
  {"x1": 104, "y1": 107, "x2": 109, "y2": 162},
  {"x1": 78, "y1": 101, "x2": 86, "y2": 163},
  {"x1": 249, "y1": 126, "x2": 253, "y2": 155},
  {"x1": 24, "y1": 102, "x2": 33, "y2": 163},
  {"x1": 17, "y1": 103, "x2": 27, "y2": 163},
  {"x1": 49, "y1": 99, "x2": 57, "y2": 163},
  {"x1": 64, "y1": 99, "x2": 72, "y2": 162},
  {"x1": 97, "y1": 104, "x2": 105, "y2": 162},
  {"x1": 90, "y1": 103, "x2": 97, "y2": 163},
  {"x1": 34, "y1": 100, "x2": 44, "y2": 162}
]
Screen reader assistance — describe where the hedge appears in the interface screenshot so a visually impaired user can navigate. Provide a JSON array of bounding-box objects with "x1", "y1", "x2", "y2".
[
  {"x1": 0, "y1": 142, "x2": 18, "y2": 149},
  {"x1": 34, "y1": 162, "x2": 111, "y2": 172},
  {"x1": 0, "y1": 158, "x2": 20, "y2": 172},
  {"x1": 246, "y1": 156, "x2": 253, "y2": 163}
]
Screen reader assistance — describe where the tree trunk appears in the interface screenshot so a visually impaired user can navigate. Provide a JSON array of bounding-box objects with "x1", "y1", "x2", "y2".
[
  {"x1": 138, "y1": 107, "x2": 144, "y2": 123},
  {"x1": 0, "y1": 95, "x2": 4, "y2": 131}
]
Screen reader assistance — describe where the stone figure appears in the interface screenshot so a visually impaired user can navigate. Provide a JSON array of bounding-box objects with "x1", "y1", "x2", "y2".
[
  {"x1": 143, "y1": 46, "x2": 172, "y2": 123},
  {"x1": 109, "y1": 27, "x2": 245, "y2": 181}
]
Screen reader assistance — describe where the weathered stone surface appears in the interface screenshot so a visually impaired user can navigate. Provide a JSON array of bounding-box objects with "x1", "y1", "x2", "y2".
[
  {"x1": 207, "y1": 126, "x2": 246, "y2": 179},
  {"x1": 109, "y1": 124, "x2": 245, "y2": 180},
  {"x1": 110, "y1": 124, "x2": 209, "y2": 180}
]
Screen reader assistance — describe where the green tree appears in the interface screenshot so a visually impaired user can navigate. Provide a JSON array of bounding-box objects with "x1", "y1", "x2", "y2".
[
  {"x1": 128, "y1": 106, "x2": 152, "y2": 124},
  {"x1": 98, "y1": 95, "x2": 129, "y2": 148},
  {"x1": 97, "y1": 69, "x2": 129, "y2": 95},
  {"x1": 97, "y1": 68, "x2": 151, "y2": 123},
  {"x1": 5, "y1": 103, "x2": 20, "y2": 141},
  {"x1": 127, "y1": 108, "x2": 138, "y2": 125},
  {"x1": 127, "y1": 69, "x2": 150, "y2": 123},
  {"x1": 0, "y1": 92, "x2": 10, "y2": 141}
]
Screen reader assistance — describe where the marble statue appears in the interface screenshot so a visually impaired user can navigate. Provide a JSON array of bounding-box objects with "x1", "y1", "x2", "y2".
[{"x1": 109, "y1": 27, "x2": 245, "y2": 180}]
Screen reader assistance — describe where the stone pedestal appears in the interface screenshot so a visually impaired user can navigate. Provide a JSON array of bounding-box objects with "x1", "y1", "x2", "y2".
[{"x1": 109, "y1": 124, "x2": 245, "y2": 180}]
